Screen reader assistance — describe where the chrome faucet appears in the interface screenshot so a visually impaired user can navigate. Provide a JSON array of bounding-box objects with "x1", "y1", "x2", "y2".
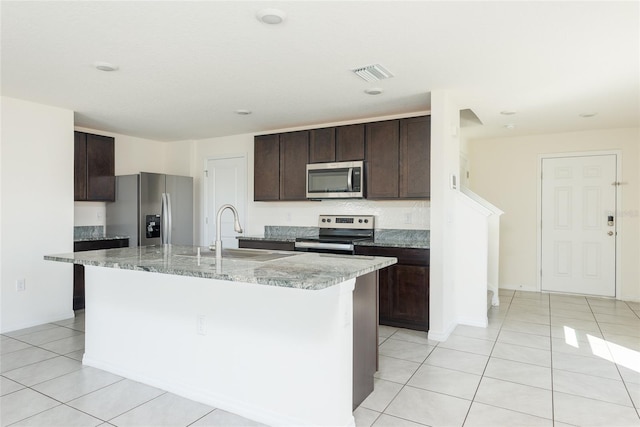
[{"x1": 215, "y1": 204, "x2": 243, "y2": 260}]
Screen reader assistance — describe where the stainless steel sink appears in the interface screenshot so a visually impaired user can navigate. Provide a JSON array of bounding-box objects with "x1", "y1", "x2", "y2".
[{"x1": 175, "y1": 248, "x2": 295, "y2": 262}]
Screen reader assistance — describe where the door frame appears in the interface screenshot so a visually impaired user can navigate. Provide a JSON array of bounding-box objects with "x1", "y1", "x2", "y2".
[
  {"x1": 201, "y1": 154, "x2": 248, "y2": 246},
  {"x1": 536, "y1": 150, "x2": 622, "y2": 298}
]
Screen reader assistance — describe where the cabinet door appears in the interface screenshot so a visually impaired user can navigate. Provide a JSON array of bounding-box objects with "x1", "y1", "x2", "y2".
[
  {"x1": 254, "y1": 134, "x2": 280, "y2": 201},
  {"x1": 400, "y1": 116, "x2": 430, "y2": 198},
  {"x1": 86, "y1": 133, "x2": 115, "y2": 201},
  {"x1": 74, "y1": 132, "x2": 87, "y2": 201},
  {"x1": 378, "y1": 267, "x2": 392, "y2": 320},
  {"x1": 388, "y1": 264, "x2": 429, "y2": 328},
  {"x1": 279, "y1": 131, "x2": 309, "y2": 200},
  {"x1": 354, "y1": 245, "x2": 430, "y2": 331},
  {"x1": 365, "y1": 120, "x2": 399, "y2": 199},
  {"x1": 309, "y1": 128, "x2": 335, "y2": 163},
  {"x1": 336, "y1": 124, "x2": 365, "y2": 161},
  {"x1": 73, "y1": 264, "x2": 85, "y2": 310}
]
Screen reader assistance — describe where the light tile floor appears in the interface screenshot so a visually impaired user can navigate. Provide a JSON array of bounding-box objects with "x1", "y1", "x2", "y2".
[{"x1": 1, "y1": 291, "x2": 639, "y2": 426}]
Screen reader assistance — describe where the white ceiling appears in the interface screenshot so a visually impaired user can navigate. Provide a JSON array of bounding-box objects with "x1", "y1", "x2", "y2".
[{"x1": 2, "y1": 1, "x2": 638, "y2": 142}]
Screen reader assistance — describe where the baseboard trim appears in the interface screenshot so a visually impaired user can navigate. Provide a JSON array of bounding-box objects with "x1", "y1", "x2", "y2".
[
  {"x1": 427, "y1": 322, "x2": 457, "y2": 342},
  {"x1": 1, "y1": 310, "x2": 75, "y2": 334}
]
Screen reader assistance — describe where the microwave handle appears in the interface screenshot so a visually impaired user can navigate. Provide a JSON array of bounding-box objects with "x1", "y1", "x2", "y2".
[{"x1": 347, "y1": 168, "x2": 353, "y2": 192}]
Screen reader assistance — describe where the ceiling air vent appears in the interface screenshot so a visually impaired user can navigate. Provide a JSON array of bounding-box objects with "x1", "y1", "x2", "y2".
[{"x1": 352, "y1": 64, "x2": 394, "y2": 82}]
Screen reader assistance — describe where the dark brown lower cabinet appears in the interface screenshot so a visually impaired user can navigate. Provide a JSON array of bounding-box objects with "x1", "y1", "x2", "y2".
[
  {"x1": 73, "y1": 238, "x2": 129, "y2": 310},
  {"x1": 355, "y1": 245, "x2": 429, "y2": 331}
]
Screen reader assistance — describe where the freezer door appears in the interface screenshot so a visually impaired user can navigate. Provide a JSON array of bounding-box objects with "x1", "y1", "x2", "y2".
[
  {"x1": 165, "y1": 174, "x2": 193, "y2": 245},
  {"x1": 139, "y1": 172, "x2": 164, "y2": 246},
  {"x1": 106, "y1": 175, "x2": 140, "y2": 247}
]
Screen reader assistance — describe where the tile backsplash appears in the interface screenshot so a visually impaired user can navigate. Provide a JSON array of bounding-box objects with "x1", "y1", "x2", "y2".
[{"x1": 74, "y1": 225, "x2": 104, "y2": 240}]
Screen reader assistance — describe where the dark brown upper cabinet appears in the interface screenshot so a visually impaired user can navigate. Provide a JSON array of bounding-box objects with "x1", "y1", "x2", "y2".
[
  {"x1": 365, "y1": 120, "x2": 400, "y2": 199},
  {"x1": 254, "y1": 115, "x2": 429, "y2": 201},
  {"x1": 74, "y1": 131, "x2": 115, "y2": 201},
  {"x1": 254, "y1": 134, "x2": 281, "y2": 201},
  {"x1": 400, "y1": 116, "x2": 431, "y2": 199},
  {"x1": 254, "y1": 131, "x2": 309, "y2": 201},
  {"x1": 309, "y1": 128, "x2": 336, "y2": 163},
  {"x1": 309, "y1": 124, "x2": 365, "y2": 164},
  {"x1": 279, "y1": 131, "x2": 309, "y2": 201},
  {"x1": 365, "y1": 116, "x2": 430, "y2": 200},
  {"x1": 336, "y1": 124, "x2": 365, "y2": 161}
]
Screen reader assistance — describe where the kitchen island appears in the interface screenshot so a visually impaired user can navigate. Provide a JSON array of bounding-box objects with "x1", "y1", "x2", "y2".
[{"x1": 45, "y1": 245, "x2": 396, "y2": 427}]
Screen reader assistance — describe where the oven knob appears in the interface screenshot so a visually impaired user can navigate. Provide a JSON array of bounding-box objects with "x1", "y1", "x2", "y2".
[
  {"x1": 321, "y1": 218, "x2": 326, "y2": 223},
  {"x1": 358, "y1": 219, "x2": 363, "y2": 223},
  {"x1": 327, "y1": 218, "x2": 331, "y2": 223},
  {"x1": 365, "y1": 219, "x2": 369, "y2": 223}
]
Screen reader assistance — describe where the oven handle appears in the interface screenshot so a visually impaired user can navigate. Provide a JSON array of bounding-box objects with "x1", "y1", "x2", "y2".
[{"x1": 295, "y1": 241, "x2": 354, "y2": 252}]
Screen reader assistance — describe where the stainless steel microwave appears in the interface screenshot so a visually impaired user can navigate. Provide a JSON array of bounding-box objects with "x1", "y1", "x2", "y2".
[{"x1": 306, "y1": 160, "x2": 364, "y2": 199}]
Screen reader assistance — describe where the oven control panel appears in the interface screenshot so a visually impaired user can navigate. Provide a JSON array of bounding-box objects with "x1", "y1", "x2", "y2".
[{"x1": 318, "y1": 215, "x2": 375, "y2": 230}]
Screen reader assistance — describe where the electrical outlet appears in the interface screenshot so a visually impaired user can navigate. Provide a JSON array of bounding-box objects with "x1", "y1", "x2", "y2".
[
  {"x1": 16, "y1": 278, "x2": 26, "y2": 292},
  {"x1": 196, "y1": 314, "x2": 206, "y2": 335}
]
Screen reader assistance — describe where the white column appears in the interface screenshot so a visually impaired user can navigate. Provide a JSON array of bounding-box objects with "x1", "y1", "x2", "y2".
[{"x1": 429, "y1": 90, "x2": 461, "y2": 341}]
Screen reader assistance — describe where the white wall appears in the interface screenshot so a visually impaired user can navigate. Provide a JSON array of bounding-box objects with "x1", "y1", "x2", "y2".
[
  {"x1": 469, "y1": 127, "x2": 640, "y2": 301},
  {"x1": 73, "y1": 127, "x2": 192, "y2": 229},
  {"x1": 1, "y1": 97, "x2": 75, "y2": 332}
]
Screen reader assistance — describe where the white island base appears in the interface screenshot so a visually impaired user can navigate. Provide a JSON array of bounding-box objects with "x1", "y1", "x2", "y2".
[{"x1": 83, "y1": 266, "x2": 357, "y2": 427}]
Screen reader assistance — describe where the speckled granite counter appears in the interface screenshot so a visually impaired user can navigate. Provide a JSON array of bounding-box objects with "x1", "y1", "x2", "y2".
[
  {"x1": 73, "y1": 225, "x2": 129, "y2": 243},
  {"x1": 45, "y1": 244, "x2": 396, "y2": 290},
  {"x1": 74, "y1": 235, "x2": 130, "y2": 243},
  {"x1": 238, "y1": 235, "x2": 297, "y2": 242}
]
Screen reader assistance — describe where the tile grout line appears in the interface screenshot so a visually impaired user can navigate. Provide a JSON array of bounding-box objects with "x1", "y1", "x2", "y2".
[
  {"x1": 460, "y1": 291, "x2": 514, "y2": 426},
  {"x1": 548, "y1": 292, "x2": 556, "y2": 426},
  {"x1": 185, "y1": 408, "x2": 224, "y2": 427}
]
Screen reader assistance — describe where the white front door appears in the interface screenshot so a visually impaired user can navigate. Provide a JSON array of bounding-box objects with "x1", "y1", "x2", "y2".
[
  {"x1": 541, "y1": 154, "x2": 617, "y2": 296},
  {"x1": 205, "y1": 156, "x2": 247, "y2": 249}
]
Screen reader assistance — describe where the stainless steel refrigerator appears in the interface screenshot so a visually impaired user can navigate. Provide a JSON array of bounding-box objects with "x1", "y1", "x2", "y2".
[{"x1": 106, "y1": 172, "x2": 193, "y2": 247}]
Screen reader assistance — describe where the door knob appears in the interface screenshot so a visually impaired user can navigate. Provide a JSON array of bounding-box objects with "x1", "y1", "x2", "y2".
[{"x1": 608, "y1": 231, "x2": 614, "y2": 236}]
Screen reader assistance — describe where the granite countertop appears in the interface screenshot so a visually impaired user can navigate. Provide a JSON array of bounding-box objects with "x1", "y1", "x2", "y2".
[
  {"x1": 74, "y1": 235, "x2": 130, "y2": 243},
  {"x1": 239, "y1": 235, "x2": 297, "y2": 243},
  {"x1": 45, "y1": 245, "x2": 396, "y2": 291},
  {"x1": 356, "y1": 239, "x2": 429, "y2": 249}
]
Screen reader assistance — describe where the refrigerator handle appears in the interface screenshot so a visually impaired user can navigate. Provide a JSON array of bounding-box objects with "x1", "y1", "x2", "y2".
[{"x1": 161, "y1": 193, "x2": 172, "y2": 245}]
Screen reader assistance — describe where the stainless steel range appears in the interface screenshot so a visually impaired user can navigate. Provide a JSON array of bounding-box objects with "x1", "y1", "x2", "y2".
[{"x1": 294, "y1": 215, "x2": 375, "y2": 254}]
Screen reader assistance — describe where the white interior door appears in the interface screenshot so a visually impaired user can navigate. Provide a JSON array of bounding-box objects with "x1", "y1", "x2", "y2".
[
  {"x1": 541, "y1": 154, "x2": 617, "y2": 296},
  {"x1": 206, "y1": 156, "x2": 247, "y2": 249}
]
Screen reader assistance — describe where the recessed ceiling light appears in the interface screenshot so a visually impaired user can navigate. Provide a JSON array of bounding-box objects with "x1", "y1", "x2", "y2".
[
  {"x1": 94, "y1": 61, "x2": 119, "y2": 72},
  {"x1": 504, "y1": 123, "x2": 516, "y2": 130},
  {"x1": 500, "y1": 110, "x2": 517, "y2": 115},
  {"x1": 256, "y1": 8, "x2": 286, "y2": 25},
  {"x1": 579, "y1": 112, "x2": 598, "y2": 118},
  {"x1": 364, "y1": 88, "x2": 383, "y2": 95},
  {"x1": 235, "y1": 109, "x2": 252, "y2": 115}
]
